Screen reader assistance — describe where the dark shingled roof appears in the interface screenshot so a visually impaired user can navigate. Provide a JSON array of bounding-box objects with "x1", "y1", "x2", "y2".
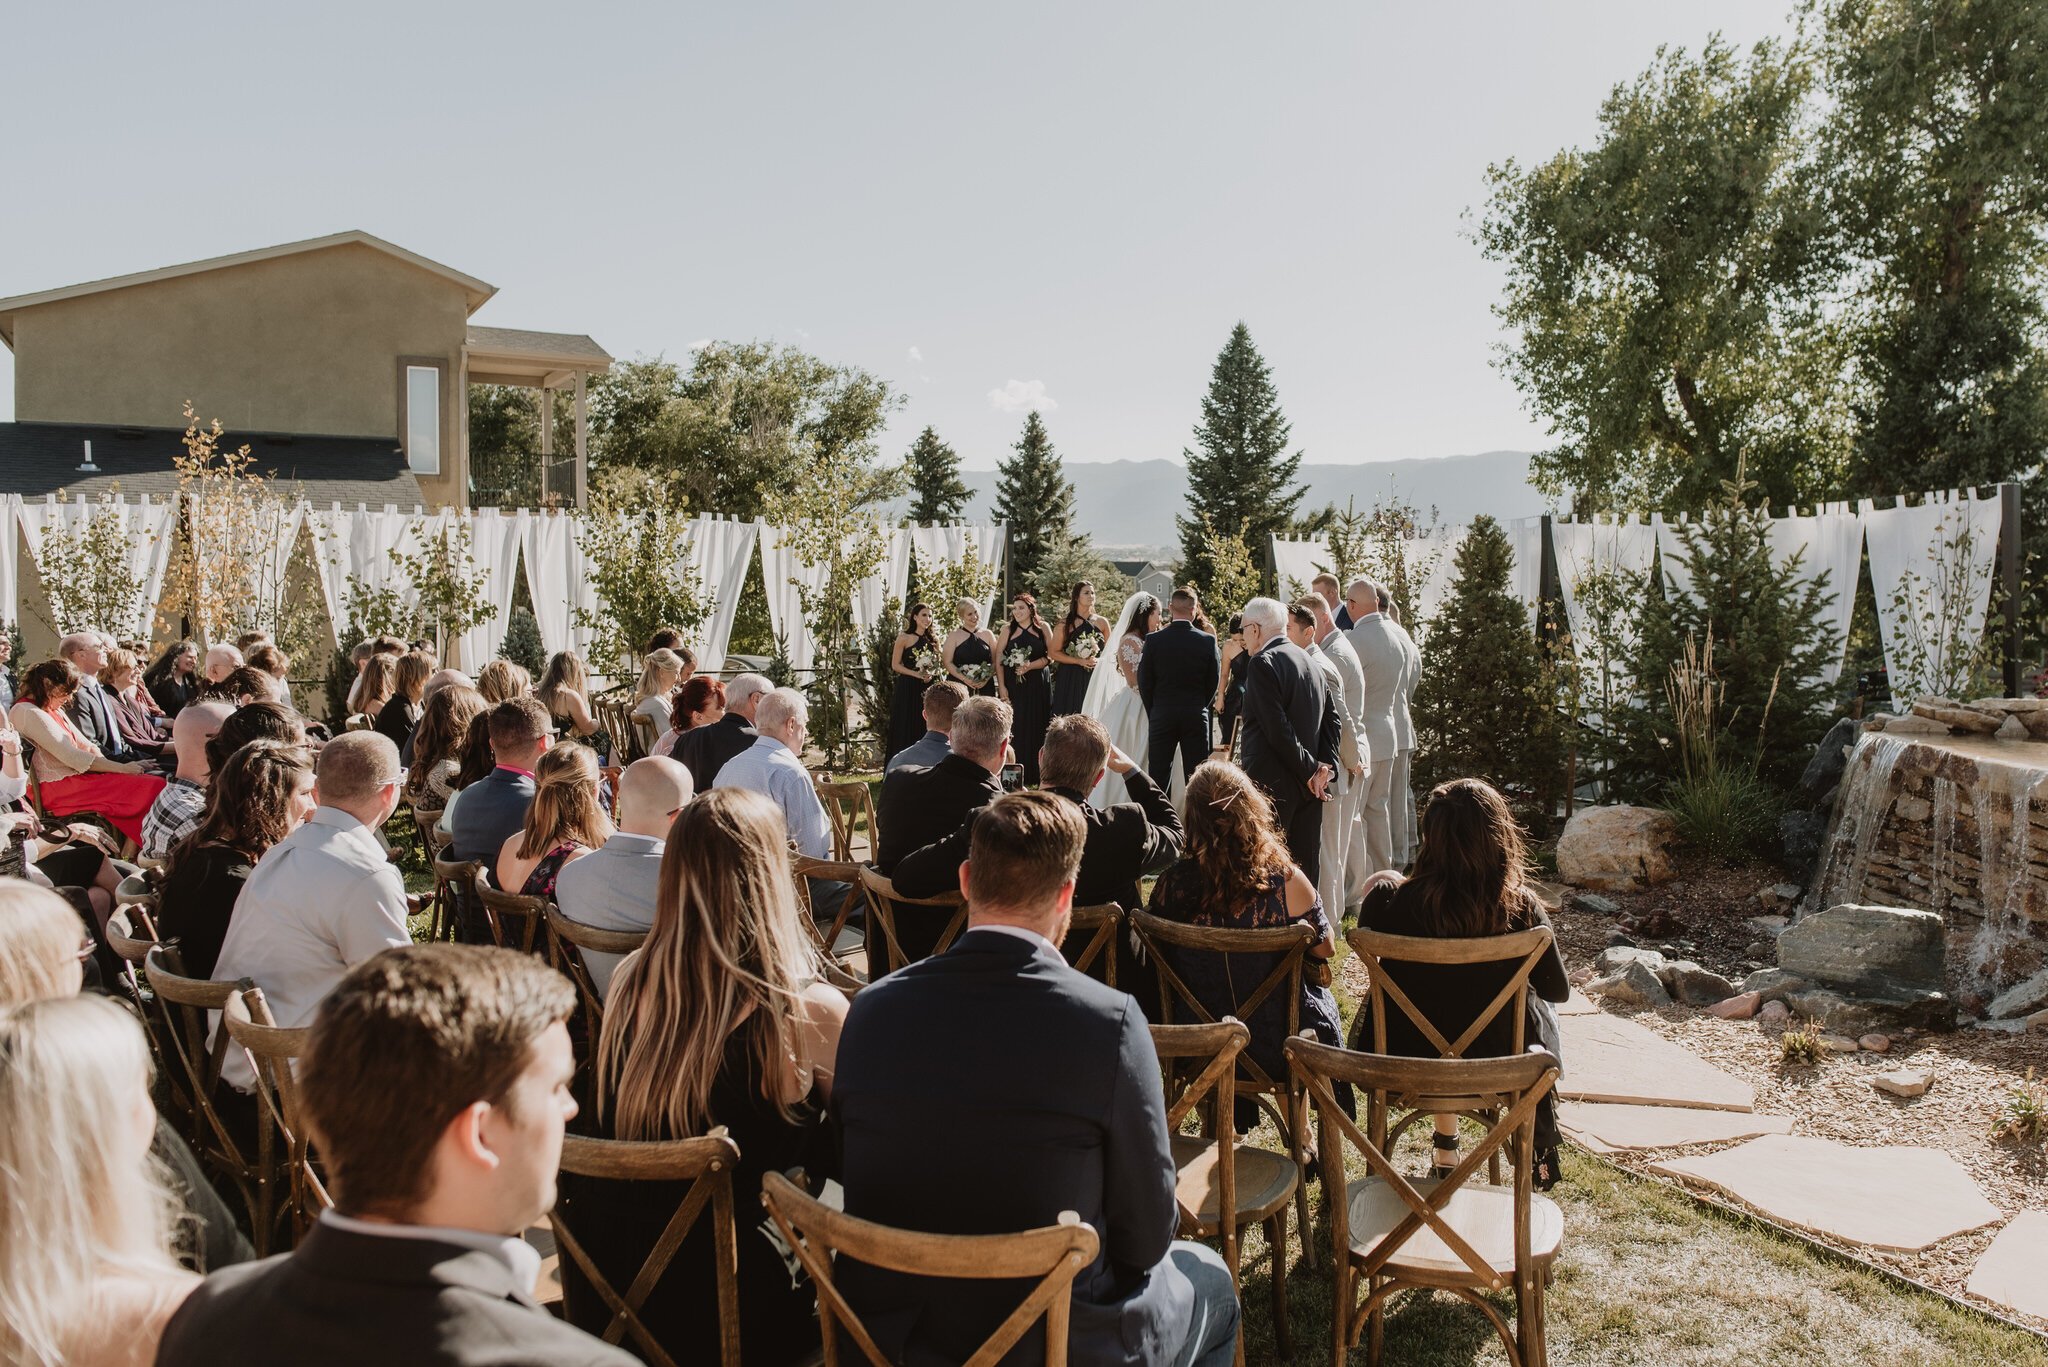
[
  {"x1": 0, "y1": 422, "x2": 425, "y2": 506},
  {"x1": 466, "y1": 326, "x2": 612, "y2": 364}
]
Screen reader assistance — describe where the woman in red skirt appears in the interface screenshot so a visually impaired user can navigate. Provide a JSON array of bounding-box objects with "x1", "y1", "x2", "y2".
[{"x1": 8, "y1": 659, "x2": 165, "y2": 847}]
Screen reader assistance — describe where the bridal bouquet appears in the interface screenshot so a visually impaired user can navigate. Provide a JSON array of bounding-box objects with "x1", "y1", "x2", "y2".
[
  {"x1": 1072, "y1": 633, "x2": 1101, "y2": 661},
  {"x1": 911, "y1": 645, "x2": 942, "y2": 678},
  {"x1": 1003, "y1": 645, "x2": 1033, "y2": 674},
  {"x1": 958, "y1": 662, "x2": 994, "y2": 688}
]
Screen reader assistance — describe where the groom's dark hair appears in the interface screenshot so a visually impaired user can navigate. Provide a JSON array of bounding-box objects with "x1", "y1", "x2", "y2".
[{"x1": 1169, "y1": 587, "x2": 1198, "y2": 615}]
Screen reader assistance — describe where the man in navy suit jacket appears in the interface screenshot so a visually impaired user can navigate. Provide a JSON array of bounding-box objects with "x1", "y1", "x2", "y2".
[
  {"x1": 1135, "y1": 588, "x2": 1218, "y2": 792},
  {"x1": 834, "y1": 793, "x2": 1239, "y2": 1367},
  {"x1": 1234, "y1": 597, "x2": 1341, "y2": 884}
]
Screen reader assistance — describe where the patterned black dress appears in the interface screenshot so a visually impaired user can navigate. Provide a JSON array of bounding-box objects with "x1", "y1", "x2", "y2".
[
  {"x1": 888, "y1": 629, "x2": 939, "y2": 762},
  {"x1": 1001, "y1": 624, "x2": 1051, "y2": 786},
  {"x1": 1049, "y1": 616, "x2": 1101, "y2": 718},
  {"x1": 951, "y1": 631, "x2": 997, "y2": 697}
]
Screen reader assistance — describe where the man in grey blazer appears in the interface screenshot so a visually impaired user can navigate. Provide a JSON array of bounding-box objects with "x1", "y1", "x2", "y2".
[
  {"x1": 157, "y1": 943, "x2": 638, "y2": 1367},
  {"x1": 1344, "y1": 578, "x2": 1404, "y2": 878},
  {"x1": 553, "y1": 756, "x2": 693, "y2": 998},
  {"x1": 1382, "y1": 590, "x2": 1424, "y2": 866},
  {"x1": 1303, "y1": 595, "x2": 1371, "y2": 912}
]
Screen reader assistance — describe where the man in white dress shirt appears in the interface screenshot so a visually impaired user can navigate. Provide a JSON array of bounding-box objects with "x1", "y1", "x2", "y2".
[
  {"x1": 211, "y1": 731, "x2": 413, "y2": 1093},
  {"x1": 1343, "y1": 578, "x2": 1404, "y2": 880},
  {"x1": 1303, "y1": 595, "x2": 1371, "y2": 912},
  {"x1": 1381, "y1": 589, "x2": 1424, "y2": 866},
  {"x1": 1286, "y1": 601, "x2": 1365, "y2": 921}
]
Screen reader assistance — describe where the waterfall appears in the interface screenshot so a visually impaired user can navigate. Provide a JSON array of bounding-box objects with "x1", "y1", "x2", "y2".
[{"x1": 1809, "y1": 733, "x2": 1908, "y2": 914}]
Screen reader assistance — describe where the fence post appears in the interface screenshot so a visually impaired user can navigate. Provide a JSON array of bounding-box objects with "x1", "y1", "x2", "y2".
[{"x1": 2001, "y1": 481, "x2": 2023, "y2": 698}]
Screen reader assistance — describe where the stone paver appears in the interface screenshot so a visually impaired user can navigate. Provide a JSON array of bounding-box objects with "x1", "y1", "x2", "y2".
[
  {"x1": 1559, "y1": 1101, "x2": 1793, "y2": 1151},
  {"x1": 1558, "y1": 1011, "x2": 1755, "y2": 1112},
  {"x1": 1652, "y1": 1135, "x2": 2001, "y2": 1251},
  {"x1": 1966, "y1": 1211, "x2": 2048, "y2": 1321},
  {"x1": 1559, "y1": 987, "x2": 1597, "y2": 1015}
]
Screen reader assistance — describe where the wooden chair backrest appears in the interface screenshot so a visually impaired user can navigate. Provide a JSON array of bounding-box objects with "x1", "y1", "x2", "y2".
[
  {"x1": 1285, "y1": 1034, "x2": 1557, "y2": 1290},
  {"x1": 629, "y1": 712, "x2": 659, "y2": 761},
  {"x1": 412, "y1": 805, "x2": 448, "y2": 857},
  {"x1": 815, "y1": 780, "x2": 879, "y2": 864},
  {"x1": 760, "y1": 1170, "x2": 1101, "y2": 1367},
  {"x1": 431, "y1": 851, "x2": 481, "y2": 887},
  {"x1": 114, "y1": 872, "x2": 158, "y2": 911},
  {"x1": 792, "y1": 854, "x2": 870, "y2": 963},
  {"x1": 596, "y1": 700, "x2": 637, "y2": 763},
  {"x1": 1345, "y1": 925, "x2": 1554, "y2": 1062},
  {"x1": 545, "y1": 903, "x2": 646, "y2": 1039},
  {"x1": 471, "y1": 867, "x2": 549, "y2": 954},
  {"x1": 1149, "y1": 1020, "x2": 1246, "y2": 1240},
  {"x1": 102, "y1": 908, "x2": 158, "y2": 1020},
  {"x1": 858, "y1": 866, "x2": 968, "y2": 973},
  {"x1": 222, "y1": 987, "x2": 331, "y2": 1240},
  {"x1": 552, "y1": 1131, "x2": 743, "y2": 1367},
  {"x1": 1062, "y1": 903, "x2": 1121, "y2": 985},
  {"x1": 1125, "y1": 907, "x2": 1314, "y2": 1098},
  {"x1": 142, "y1": 945, "x2": 255, "y2": 1170}
]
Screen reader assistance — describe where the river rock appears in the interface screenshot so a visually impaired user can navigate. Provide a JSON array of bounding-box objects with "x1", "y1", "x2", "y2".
[
  {"x1": 1862, "y1": 713, "x2": 1900, "y2": 732},
  {"x1": 1707, "y1": 992, "x2": 1760, "y2": 1020},
  {"x1": 1987, "y1": 968, "x2": 2048, "y2": 1020},
  {"x1": 1783, "y1": 987, "x2": 1956, "y2": 1036},
  {"x1": 1910, "y1": 699, "x2": 2001, "y2": 733},
  {"x1": 1739, "y1": 968, "x2": 1810, "y2": 1002},
  {"x1": 1556, "y1": 805, "x2": 1680, "y2": 891},
  {"x1": 1996, "y1": 715, "x2": 2031, "y2": 741},
  {"x1": 1568, "y1": 891, "x2": 1621, "y2": 916},
  {"x1": 1799, "y1": 717, "x2": 1861, "y2": 799},
  {"x1": 1871, "y1": 1069, "x2": 1929, "y2": 1098},
  {"x1": 1859, "y1": 1033, "x2": 1891, "y2": 1052},
  {"x1": 1883, "y1": 713, "x2": 1951, "y2": 735},
  {"x1": 1757, "y1": 999, "x2": 1792, "y2": 1032},
  {"x1": 1666, "y1": 961, "x2": 1737, "y2": 1006},
  {"x1": 1587, "y1": 959, "x2": 1671, "y2": 1009},
  {"x1": 1778, "y1": 903, "x2": 1946, "y2": 999},
  {"x1": 1594, "y1": 945, "x2": 1667, "y2": 977},
  {"x1": 1970, "y1": 696, "x2": 2048, "y2": 712}
]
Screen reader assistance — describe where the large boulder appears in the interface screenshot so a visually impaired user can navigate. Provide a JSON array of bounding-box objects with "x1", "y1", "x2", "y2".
[
  {"x1": 1778, "y1": 810, "x2": 1829, "y2": 878},
  {"x1": 1988, "y1": 968, "x2": 2048, "y2": 1021},
  {"x1": 1556, "y1": 805, "x2": 1680, "y2": 891},
  {"x1": 1799, "y1": 717, "x2": 1860, "y2": 800},
  {"x1": 1778, "y1": 903, "x2": 1945, "y2": 999}
]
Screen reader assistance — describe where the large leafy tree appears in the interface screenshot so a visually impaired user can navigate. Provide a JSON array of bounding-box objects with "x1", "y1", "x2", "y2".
[
  {"x1": 1480, "y1": 37, "x2": 1849, "y2": 513},
  {"x1": 904, "y1": 425, "x2": 971, "y2": 524},
  {"x1": 990, "y1": 411, "x2": 1076, "y2": 595},
  {"x1": 1176, "y1": 323, "x2": 1305, "y2": 592}
]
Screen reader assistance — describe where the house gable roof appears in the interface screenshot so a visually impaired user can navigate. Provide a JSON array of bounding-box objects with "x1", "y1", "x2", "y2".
[{"x1": 0, "y1": 231, "x2": 497, "y2": 345}]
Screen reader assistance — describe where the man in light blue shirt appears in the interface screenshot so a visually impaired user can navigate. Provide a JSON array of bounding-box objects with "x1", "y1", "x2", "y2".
[
  {"x1": 886, "y1": 679, "x2": 964, "y2": 773},
  {"x1": 713, "y1": 687, "x2": 848, "y2": 920},
  {"x1": 554, "y1": 755, "x2": 693, "y2": 998}
]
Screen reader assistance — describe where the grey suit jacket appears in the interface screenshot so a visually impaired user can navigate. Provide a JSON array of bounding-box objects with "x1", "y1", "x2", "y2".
[
  {"x1": 447, "y1": 767, "x2": 536, "y2": 864},
  {"x1": 552, "y1": 831, "x2": 663, "y2": 997}
]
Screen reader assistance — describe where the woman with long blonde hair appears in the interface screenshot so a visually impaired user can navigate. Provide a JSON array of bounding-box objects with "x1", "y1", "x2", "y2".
[
  {"x1": 563, "y1": 787, "x2": 846, "y2": 1366},
  {"x1": 406, "y1": 684, "x2": 487, "y2": 803},
  {"x1": 535, "y1": 650, "x2": 600, "y2": 738},
  {"x1": 492, "y1": 743, "x2": 611, "y2": 897},
  {"x1": 355, "y1": 653, "x2": 397, "y2": 722},
  {"x1": 0, "y1": 995, "x2": 199, "y2": 1367},
  {"x1": 475, "y1": 659, "x2": 531, "y2": 705},
  {"x1": 631, "y1": 648, "x2": 686, "y2": 731}
]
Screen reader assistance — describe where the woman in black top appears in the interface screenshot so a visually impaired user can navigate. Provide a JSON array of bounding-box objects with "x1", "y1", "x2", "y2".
[
  {"x1": 942, "y1": 597, "x2": 999, "y2": 697},
  {"x1": 372, "y1": 650, "x2": 431, "y2": 755},
  {"x1": 156, "y1": 742, "x2": 313, "y2": 978},
  {"x1": 143, "y1": 641, "x2": 200, "y2": 719},
  {"x1": 1358, "y1": 778, "x2": 1570, "y2": 1188},
  {"x1": 995, "y1": 592, "x2": 1051, "y2": 785},
  {"x1": 1216, "y1": 614, "x2": 1249, "y2": 753},
  {"x1": 886, "y1": 603, "x2": 941, "y2": 762},
  {"x1": 1048, "y1": 581, "x2": 1109, "y2": 717},
  {"x1": 561, "y1": 789, "x2": 847, "y2": 1366}
]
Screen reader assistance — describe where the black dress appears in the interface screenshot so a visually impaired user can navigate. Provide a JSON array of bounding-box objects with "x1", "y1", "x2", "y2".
[
  {"x1": 156, "y1": 843, "x2": 255, "y2": 980},
  {"x1": 887, "y1": 630, "x2": 938, "y2": 762},
  {"x1": 149, "y1": 673, "x2": 200, "y2": 719},
  {"x1": 1220, "y1": 648, "x2": 1249, "y2": 751},
  {"x1": 559, "y1": 1031, "x2": 828, "y2": 1367},
  {"x1": 1050, "y1": 617, "x2": 1101, "y2": 717},
  {"x1": 951, "y1": 631, "x2": 996, "y2": 697},
  {"x1": 1002, "y1": 625, "x2": 1051, "y2": 786}
]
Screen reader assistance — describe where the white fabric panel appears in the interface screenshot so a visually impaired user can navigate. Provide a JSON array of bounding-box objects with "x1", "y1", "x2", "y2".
[
  {"x1": 1862, "y1": 491, "x2": 2002, "y2": 702},
  {"x1": 857, "y1": 527, "x2": 913, "y2": 636},
  {"x1": 1508, "y1": 517, "x2": 1545, "y2": 623},
  {"x1": 240, "y1": 498, "x2": 306, "y2": 648},
  {"x1": 521, "y1": 511, "x2": 592, "y2": 658},
  {"x1": 304, "y1": 504, "x2": 354, "y2": 646},
  {"x1": 1269, "y1": 535, "x2": 1330, "y2": 605},
  {"x1": 909, "y1": 522, "x2": 1008, "y2": 625},
  {"x1": 760, "y1": 523, "x2": 829, "y2": 675},
  {"x1": 0, "y1": 494, "x2": 18, "y2": 629},
  {"x1": 1410, "y1": 523, "x2": 1467, "y2": 636},
  {"x1": 1552, "y1": 516, "x2": 1658, "y2": 666},
  {"x1": 1652, "y1": 513, "x2": 1694, "y2": 604},
  {"x1": 456, "y1": 508, "x2": 527, "y2": 672},
  {"x1": 1766, "y1": 502, "x2": 1863, "y2": 688},
  {"x1": 17, "y1": 493, "x2": 179, "y2": 639},
  {"x1": 969, "y1": 522, "x2": 1007, "y2": 624},
  {"x1": 679, "y1": 515, "x2": 760, "y2": 672}
]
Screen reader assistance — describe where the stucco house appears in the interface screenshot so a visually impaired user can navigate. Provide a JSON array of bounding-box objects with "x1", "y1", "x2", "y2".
[{"x1": 0, "y1": 230, "x2": 610, "y2": 509}]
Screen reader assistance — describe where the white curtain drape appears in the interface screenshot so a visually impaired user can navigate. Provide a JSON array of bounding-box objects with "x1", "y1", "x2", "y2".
[
  {"x1": 243, "y1": 498, "x2": 307, "y2": 648},
  {"x1": 858, "y1": 527, "x2": 914, "y2": 636},
  {"x1": 760, "y1": 523, "x2": 830, "y2": 676},
  {"x1": 1552, "y1": 515, "x2": 1658, "y2": 667},
  {"x1": 0, "y1": 494, "x2": 19, "y2": 630},
  {"x1": 679, "y1": 515, "x2": 760, "y2": 671},
  {"x1": 17, "y1": 493, "x2": 179, "y2": 639},
  {"x1": 1410, "y1": 524, "x2": 1467, "y2": 637},
  {"x1": 903, "y1": 523, "x2": 1007, "y2": 626},
  {"x1": 1862, "y1": 490, "x2": 2002, "y2": 702},
  {"x1": 455, "y1": 508, "x2": 527, "y2": 672},
  {"x1": 304, "y1": 504, "x2": 354, "y2": 644},
  {"x1": 1767, "y1": 503, "x2": 1864, "y2": 687},
  {"x1": 521, "y1": 511, "x2": 595, "y2": 658},
  {"x1": 1508, "y1": 517, "x2": 1545, "y2": 624},
  {"x1": 1269, "y1": 535, "x2": 1329, "y2": 604}
]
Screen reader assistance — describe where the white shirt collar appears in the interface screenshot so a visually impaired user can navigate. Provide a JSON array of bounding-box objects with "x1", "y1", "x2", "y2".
[
  {"x1": 319, "y1": 1209, "x2": 543, "y2": 1293},
  {"x1": 973, "y1": 922, "x2": 1061, "y2": 955}
]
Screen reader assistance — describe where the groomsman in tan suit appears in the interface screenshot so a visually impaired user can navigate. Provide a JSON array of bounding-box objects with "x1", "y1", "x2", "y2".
[{"x1": 1343, "y1": 578, "x2": 1403, "y2": 878}]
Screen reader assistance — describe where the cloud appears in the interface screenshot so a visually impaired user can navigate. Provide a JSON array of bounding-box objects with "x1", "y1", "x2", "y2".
[
  {"x1": 908, "y1": 345, "x2": 924, "y2": 363},
  {"x1": 987, "y1": 378, "x2": 1058, "y2": 413},
  {"x1": 687, "y1": 338, "x2": 711, "y2": 351}
]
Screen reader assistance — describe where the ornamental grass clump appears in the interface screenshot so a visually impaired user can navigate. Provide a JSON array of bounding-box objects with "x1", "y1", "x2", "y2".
[{"x1": 1991, "y1": 1068, "x2": 2047, "y2": 1146}]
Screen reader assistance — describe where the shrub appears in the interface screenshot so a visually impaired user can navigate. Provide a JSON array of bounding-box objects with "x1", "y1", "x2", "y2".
[
  {"x1": 1992, "y1": 1068, "x2": 2047, "y2": 1146},
  {"x1": 1779, "y1": 1024, "x2": 1824, "y2": 1065},
  {"x1": 497, "y1": 606, "x2": 547, "y2": 677}
]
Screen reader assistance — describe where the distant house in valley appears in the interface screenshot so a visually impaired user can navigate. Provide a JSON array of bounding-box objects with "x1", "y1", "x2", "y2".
[{"x1": 1111, "y1": 559, "x2": 1176, "y2": 602}]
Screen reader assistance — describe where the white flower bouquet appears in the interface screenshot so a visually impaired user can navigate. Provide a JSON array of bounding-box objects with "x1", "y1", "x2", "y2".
[
  {"x1": 958, "y1": 662, "x2": 994, "y2": 688},
  {"x1": 911, "y1": 646, "x2": 942, "y2": 678},
  {"x1": 1072, "y1": 633, "x2": 1101, "y2": 661},
  {"x1": 1003, "y1": 645, "x2": 1033, "y2": 673}
]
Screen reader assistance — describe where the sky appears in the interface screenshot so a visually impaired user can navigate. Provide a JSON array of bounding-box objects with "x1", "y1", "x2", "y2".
[{"x1": 0, "y1": 1, "x2": 1800, "y2": 470}]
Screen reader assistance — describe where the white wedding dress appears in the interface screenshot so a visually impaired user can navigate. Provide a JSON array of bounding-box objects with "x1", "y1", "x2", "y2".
[{"x1": 1092, "y1": 633, "x2": 1151, "y2": 804}]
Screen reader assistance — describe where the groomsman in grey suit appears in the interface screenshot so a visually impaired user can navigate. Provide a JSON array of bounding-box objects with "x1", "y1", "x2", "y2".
[
  {"x1": 1382, "y1": 590, "x2": 1423, "y2": 866},
  {"x1": 1302, "y1": 595, "x2": 1370, "y2": 913},
  {"x1": 1344, "y1": 578, "x2": 1403, "y2": 878},
  {"x1": 1286, "y1": 601, "x2": 1364, "y2": 921}
]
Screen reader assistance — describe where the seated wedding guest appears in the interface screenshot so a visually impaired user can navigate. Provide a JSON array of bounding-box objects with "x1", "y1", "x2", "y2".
[
  {"x1": 60, "y1": 633, "x2": 142, "y2": 765},
  {"x1": 836, "y1": 793, "x2": 1239, "y2": 1367},
  {"x1": 342, "y1": 635, "x2": 406, "y2": 714},
  {"x1": 563, "y1": 788, "x2": 844, "y2": 1365},
  {"x1": 207, "y1": 664, "x2": 278, "y2": 706},
  {"x1": 449, "y1": 699, "x2": 550, "y2": 867},
  {"x1": 143, "y1": 641, "x2": 201, "y2": 718},
  {"x1": 674, "y1": 672, "x2": 766, "y2": 788},
  {"x1": 535, "y1": 651, "x2": 601, "y2": 740},
  {"x1": 475, "y1": 658, "x2": 531, "y2": 705},
  {"x1": 157, "y1": 943, "x2": 638, "y2": 1367},
  {"x1": 406, "y1": 685, "x2": 486, "y2": 807},
  {"x1": 141, "y1": 700, "x2": 236, "y2": 861},
  {"x1": 1358, "y1": 778, "x2": 1570, "y2": 1188},
  {"x1": 157, "y1": 742, "x2": 315, "y2": 979},
  {"x1": 878, "y1": 697, "x2": 1012, "y2": 960},
  {"x1": 1, "y1": 723, "x2": 124, "y2": 937},
  {"x1": 202, "y1": 643, "x2": 243, "y2": 685},
  {"x1": 885, "y1": 678, "x2": 965, "y2": 774},
  {"x1": 553, "y1": 756, "x2": 691, "y2": 998},
  {"x1": 10, "y1": 659, "x2": 165, "y2": 845},
  {"x1": 210, "y1": 732, "x2": 411, "y2": 1097},
  {"x1": 100, "y1": 647, "x2": 170, "y2": 759},
  {"x1": 652, "y1": 675, "x2": 723, "y2": 758},
  {"x1": 204, "y1": 701, "x2": 307, "y2": 779},
  {"x1": 245, "y1": 643, "x2": 293, "y2": 711},
  {"x1": 355, "y1": 653, "x2": 396, "y2": 722},
  {"x1": 1148, "y1": 760, "x2": 1345, "y2": 1120},
  {"x1": 0, "y1": 995, "x2": 201, "y2": 1367},
  {"x1": 712, "y1": 687, "x2": 851, "y2": 919},
  {"x1": 493, "y1": 745, "x2": 611, "y2": 898},
  {"x1": 630, "y1": 648, "x2": 686, "y2": 734},
  {"x1": 374, "y1": 650, "x2": 433, "y2": 755},
  {"x1": 421, "y1": 667, "x2": 471, "y2": 703}
]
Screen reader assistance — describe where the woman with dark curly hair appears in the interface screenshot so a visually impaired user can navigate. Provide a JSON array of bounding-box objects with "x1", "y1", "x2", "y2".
[{"x1": 157, "y1": 741, "x2": 314, "y2": 978}]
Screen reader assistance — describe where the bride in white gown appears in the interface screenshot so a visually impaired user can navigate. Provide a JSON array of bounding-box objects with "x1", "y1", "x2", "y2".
[{"x1": 1082, "y1": 592, "x2": 1167, "y2": 806}]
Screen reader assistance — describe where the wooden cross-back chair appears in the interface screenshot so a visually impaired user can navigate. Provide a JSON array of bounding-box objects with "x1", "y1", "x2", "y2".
[
  {"x1": 1346, "y1": 925, "x2": 1555, "y2": 1185},
  {"x1": 551, "y1": 1131, "x2": 743, "y2": 1367},
  {"x1": 142, "y1": 946, "x2": 267, "y2": 1248},
  {"x1": 113, "y1": 869, "x2": 159, "y2": 916},
  {"x1": 814, "y1": 779, "x2": 880, "y2": 865},
  {"x1": 1286, "y1": 1036, "x2": 1562, "y2": 1367},
  {"x1": 1062, "y1": 903, "x2": 1121, "y2": 985},
  {"x1": 792, "y1": 854, "x2": 870, "y2": 968},
  {"x1": 1152, "y1": 1018, "x2": 1297, "y2": 1365},
  {"x1": 103, "y1": 907, "x2": 159, "y2": 1026},
  {"x1": 470, "y1": 868, "x2": 549, "y2": 955},
  {"x1": 858, "y1": 867, "x2": 967, "y2": 974},
  {"x1": 544, "y1": 903, "x2": 646, "y2": 1047},
  {"x1": 761, "y1": 1170, "x2": 1101, "y2": 1367},
  {"x1": 222, "y1": 987, "x2": 331, "y2": 1247},
  {"x1": 595, "y1": 699, "x2": 639, "y2": 764},
  {"x1": 630, "y1": 712, "x2": 659, "y2": 762}
]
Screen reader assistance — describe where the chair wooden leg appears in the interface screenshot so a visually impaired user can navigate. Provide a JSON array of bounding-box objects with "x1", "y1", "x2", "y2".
[
  {"x1": 1366, "y1": 1275, "x2": 1385, "y2": 1367},
  {"x1": 1292, "y1": 1093, "x2": 1317, "y2": 1273},
  {"x1": 1330, "y1": 1258, "x2": 1349, "y2": 1367},
  {"x1": 1267, "y1": 1213, "x2": 1291, "y2": 1359},
  {"x1": 1519, "y1": 1262, "x2": 1548, "y2": 1367}
]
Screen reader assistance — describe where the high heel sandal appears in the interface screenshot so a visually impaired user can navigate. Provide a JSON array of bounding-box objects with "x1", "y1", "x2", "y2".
[{"x1": 1430, "y1": 1129, "x2": 1459, "y2": 1181}]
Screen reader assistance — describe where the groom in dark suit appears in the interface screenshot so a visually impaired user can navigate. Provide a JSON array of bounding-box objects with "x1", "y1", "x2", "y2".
[
  {"x1": 1235, "y1": 596, "x2": 1341, "y2": 883},
  {"x1": 1136, "y1": 588, "x2": 1218, "y2": 792}
]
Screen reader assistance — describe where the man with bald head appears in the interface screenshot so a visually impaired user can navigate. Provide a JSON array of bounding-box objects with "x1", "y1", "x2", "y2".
[
  {"x1": 204, "y1": 643, "x2": 245, "y2": 684},
  {"x1": 140, "y1": 699, "x2": 237, "y2": 860},
  {"x1": 554, "y1": 756, "x2": 694, "y2": 998}
]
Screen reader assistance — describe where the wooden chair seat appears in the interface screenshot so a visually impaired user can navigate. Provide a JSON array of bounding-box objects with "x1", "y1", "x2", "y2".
[
  {"x1": 1171, "y1": 1135, "x2": 1299, "y2": 1227},
  {"x1": 1345, "y1": 1178, "x2": 1563, "y2": 1283},
  {"x1": 114, "y1": 872, "x2": 158, "y2": 908}
]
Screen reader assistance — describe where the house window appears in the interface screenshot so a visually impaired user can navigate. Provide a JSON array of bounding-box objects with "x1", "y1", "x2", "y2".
[{"x1": 405, "y1": 364, "x2": 441, "y2": 475}]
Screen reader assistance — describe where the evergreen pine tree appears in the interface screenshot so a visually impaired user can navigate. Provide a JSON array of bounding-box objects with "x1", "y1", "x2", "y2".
[
  {"x1": 904, "y1": 426, "x2": 971, "y2": 525},
  {"x1": 990, "y1": 411, "x2": 1075, "y2": 594},
  {"x1": 497, "y1": 606, "x2": 548, "y2": 678},
  {"x1": 1176, "y1": 322, "x2": 1306, "y2": 593}
]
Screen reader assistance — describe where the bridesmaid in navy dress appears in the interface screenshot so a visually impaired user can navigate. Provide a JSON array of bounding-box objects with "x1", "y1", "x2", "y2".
[
  {"x1": 887, "y1": 603, "x2": 940, "y2": 762},
  {"x1": 996, "y1": 591, "x2": 1051, "y2": 785},
  {"x1": 1049, "y1": 581, "x2": 1109, "y2": 718}
]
